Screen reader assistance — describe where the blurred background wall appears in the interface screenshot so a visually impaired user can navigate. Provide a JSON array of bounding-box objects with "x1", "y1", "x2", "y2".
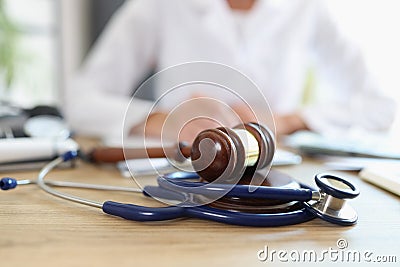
[
  {"x1": 0, "y1": 0, "x2": 124, "y2": 107},
  {"x1": 0, "y1": 0, "x2": 399, "y2": 132}
]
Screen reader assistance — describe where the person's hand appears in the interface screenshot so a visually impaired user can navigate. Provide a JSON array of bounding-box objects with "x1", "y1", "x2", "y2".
[
  {"x1": 231, "y1": 103, "x2": 309, "y2": 135},
  {"x1": 131, "y1": 96, "x2": 309, "y2": 143},
  {"x1": 138, "y1": 111, "x2": 221, "y2": 143},
  {"x1": 274, "y1": 113, "x2": 308, "y2": 135},
  {"x1": 131, "y1": 96, "x2": 240, "y2": 144}
]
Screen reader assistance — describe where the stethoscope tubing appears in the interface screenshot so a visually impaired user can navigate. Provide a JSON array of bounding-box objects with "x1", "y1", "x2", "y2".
[
  {"x1": 103, "y1": 181, "x2": 317, "y2": 226},
  {"x1": 157, "y1": 176, "x2": 313, "y2": 201},
  {"x1": 2, "y1": 152, "x2": 358, "y2": 226},
  {"x1": 2, "y1": 152, "x2": 318, "y2": 226},
  {"x1": 102, "y1": 200, "x2": 316, "y2": 227}
]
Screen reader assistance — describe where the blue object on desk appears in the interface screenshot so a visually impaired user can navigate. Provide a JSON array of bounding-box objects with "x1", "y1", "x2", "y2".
[
  {"x1": 1, "y1": 152, "x2": 360, "y2": 227},
  {"x1": 102, "y1": 199, "x2": 315, "y2": 227},
  {"x1": 0, "y1": 177, "x2": 17, "y2": 190}
]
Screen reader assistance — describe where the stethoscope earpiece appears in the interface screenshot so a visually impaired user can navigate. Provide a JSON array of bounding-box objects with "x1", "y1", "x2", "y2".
[{"x1": 0, "y1": 177, "x2": 18, "y2": 190}]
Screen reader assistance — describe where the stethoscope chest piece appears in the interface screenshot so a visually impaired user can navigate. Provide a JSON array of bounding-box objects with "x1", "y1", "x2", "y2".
[{"x1": 304, "y1": 174, "x2": 359, "y2": 226}]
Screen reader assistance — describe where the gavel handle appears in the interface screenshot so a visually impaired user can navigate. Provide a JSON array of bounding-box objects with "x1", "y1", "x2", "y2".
[{"x1": 89, "y1": 145, "x2": 192, "y2": 163}]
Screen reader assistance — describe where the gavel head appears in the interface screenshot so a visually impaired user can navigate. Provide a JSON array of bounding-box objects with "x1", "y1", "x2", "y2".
[{"x1": 190, "y1": 123, "x2": 275, "y2": 183}]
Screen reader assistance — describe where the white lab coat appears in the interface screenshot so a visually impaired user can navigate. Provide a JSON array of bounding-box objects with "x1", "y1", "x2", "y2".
[{"x1": 65, "y1": 0, "x2": 396, "y2": 138}]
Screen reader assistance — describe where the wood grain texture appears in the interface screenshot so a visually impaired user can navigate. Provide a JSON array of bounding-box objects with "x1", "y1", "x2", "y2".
[{"x1": 0, "y1": 137, "x2": 399, "y2": 267}]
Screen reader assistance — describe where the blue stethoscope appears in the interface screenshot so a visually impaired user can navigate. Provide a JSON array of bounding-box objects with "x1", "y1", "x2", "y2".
[{"x1": 1, "y1": 151, "x2": 359, "y2": 227}]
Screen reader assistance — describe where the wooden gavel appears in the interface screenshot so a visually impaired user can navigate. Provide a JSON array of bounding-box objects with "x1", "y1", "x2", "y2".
[{"x1": 89, "y1": 123, "x2": 275, "y2": 183}]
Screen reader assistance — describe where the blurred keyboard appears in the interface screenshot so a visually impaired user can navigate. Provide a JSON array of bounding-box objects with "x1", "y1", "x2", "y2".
[{"x1": 284, "y1": 131, "x2": 400, "y2": 160}]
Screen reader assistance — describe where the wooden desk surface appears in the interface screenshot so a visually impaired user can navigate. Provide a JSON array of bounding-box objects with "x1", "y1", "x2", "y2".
[{"x1": 1, "y1": 139, "x2": 399, "y2": 267}]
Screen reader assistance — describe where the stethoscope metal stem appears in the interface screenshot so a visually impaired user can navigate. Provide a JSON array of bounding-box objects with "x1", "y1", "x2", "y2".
[
  {"x1": 17, "y1": 179, "x2": 142, "y2": 193},
  {"x1": 2, "y1": 152, "x2": 359, "y2": 226},
  {"x1": 36, "y1": 157, "x2": 103, "y2": 209},
  {"x1": 311, "y1": 191, "x2": 323, "y2": 201}
]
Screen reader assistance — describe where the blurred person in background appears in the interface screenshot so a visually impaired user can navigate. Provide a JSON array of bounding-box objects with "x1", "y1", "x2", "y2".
[{"x1": 65, "y1": 0, "x2": 396, "y2": 142}]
